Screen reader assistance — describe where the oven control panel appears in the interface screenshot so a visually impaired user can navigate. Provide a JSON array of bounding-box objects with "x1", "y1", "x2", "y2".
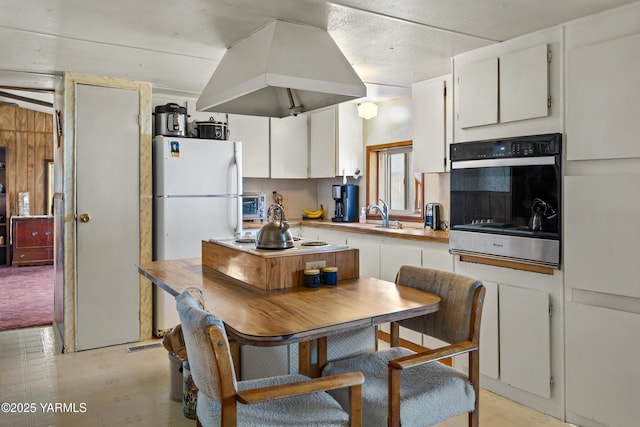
[{"x1": 451, "y1": 133, "x2": 561, "y2": 161}]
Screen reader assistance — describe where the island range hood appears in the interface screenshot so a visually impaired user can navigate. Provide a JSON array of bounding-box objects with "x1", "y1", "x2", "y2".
[{"x1": 196, "y1": 20, "x2": 366, "y2": 118}]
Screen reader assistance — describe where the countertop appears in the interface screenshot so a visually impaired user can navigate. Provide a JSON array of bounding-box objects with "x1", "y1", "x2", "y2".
[
  {"x1": 296, "y1": 219, "x2": 449, "y2": 244},
  {"x1": 244, "y1": 219, "x2": 449, "y2": 243}
]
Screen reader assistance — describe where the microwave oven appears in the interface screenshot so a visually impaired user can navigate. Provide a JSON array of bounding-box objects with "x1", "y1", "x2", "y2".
[{"x1": 242, "y1": 193, "x2": 266, "y2": 222}]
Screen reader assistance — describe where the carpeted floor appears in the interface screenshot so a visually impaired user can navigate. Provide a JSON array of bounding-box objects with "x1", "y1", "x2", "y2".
[{"x1": 0, "y1": 265, "x2": 54, "y2": 331}]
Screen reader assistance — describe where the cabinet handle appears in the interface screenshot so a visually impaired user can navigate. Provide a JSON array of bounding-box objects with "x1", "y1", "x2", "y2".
[
  {"x1": 78, "y1": 213, "x2": 91, "y2": 223},
  {"x1": 45, "y1": 231, "x2": 52, "y2": 236},
  {"x1": 32, "y1": 232, "x2": 39, "y2": 236}
]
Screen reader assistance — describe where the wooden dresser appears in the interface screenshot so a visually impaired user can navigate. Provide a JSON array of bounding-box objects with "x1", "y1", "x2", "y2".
[{"x1": 11, "y1": 216, "x2": 54, "y2": 266}]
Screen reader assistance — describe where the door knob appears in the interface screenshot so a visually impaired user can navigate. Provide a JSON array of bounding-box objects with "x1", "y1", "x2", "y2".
[{"x1": 78, "y1": 213, "x2": 91, "y2": 223}]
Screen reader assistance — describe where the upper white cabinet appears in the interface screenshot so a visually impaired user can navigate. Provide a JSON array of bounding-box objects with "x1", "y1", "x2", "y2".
[
  {"x1": 270, "y1": 114, "x2": 308, "y2": 179},
  {"x1": 309, "y1": 108, "x2": 336, "y2": 178},
  {"x1": 566, "y1": 32, "x2": 640, "y2": 160},
  {"x1": 500, "y1": 44, "x2": 550, "y2": 124},
  {"x1": 456, "y1": 58, "x2": 499, "y2": 128},
  {"x1": 456, "y1": 45, "x2": 549, "y2": 129},
  {"x1": 335, "y1": 103, "x2": 363, "y2": 178},
  {"x1": 411, "y1": 75, "x2": 452, "y2": 173},
  {"x1": 453, "y1": 26, "x2": 561, "y2": 142},
  {"x1": 308, "y1": 103, "x2": 363, "y2": 178},
  {"x1": 227, "y1": 114, "x2": 270, "y2": 178}
]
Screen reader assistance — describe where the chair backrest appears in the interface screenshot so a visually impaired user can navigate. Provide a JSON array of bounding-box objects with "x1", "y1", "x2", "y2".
[
  {"x1": 394, "y1": 265, "x2": 484, "y2": 344},
  {"x1": 176, "y1": 288, "x2": 238, "y2": 403}
]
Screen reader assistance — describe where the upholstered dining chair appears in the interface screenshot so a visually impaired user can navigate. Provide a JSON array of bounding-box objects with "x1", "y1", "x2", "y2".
[
  {"x1": 176, "y1": 288, "x2": 365, "y2": 427},
  {"x1": 322, "y1": 265, "x2": 485, "y2": 427}
]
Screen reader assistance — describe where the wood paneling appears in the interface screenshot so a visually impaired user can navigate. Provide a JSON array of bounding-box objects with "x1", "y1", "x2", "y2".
[
  {"x1": 0, "y1": 105, "x2": 53, "y2": 217},
  {"x1": 202, "y1": 240, "x2": 360, "y2": 290}
]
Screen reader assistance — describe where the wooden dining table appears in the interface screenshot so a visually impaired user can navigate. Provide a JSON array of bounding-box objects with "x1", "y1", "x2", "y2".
[{"x1": 139, "y1": 257, "x2": 440, "y2": 375}]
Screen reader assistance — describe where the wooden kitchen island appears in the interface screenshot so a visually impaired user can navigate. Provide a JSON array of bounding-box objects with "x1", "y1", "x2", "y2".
[{"x1": 139, "y1": 256, "x2": 440, "y2": 374}]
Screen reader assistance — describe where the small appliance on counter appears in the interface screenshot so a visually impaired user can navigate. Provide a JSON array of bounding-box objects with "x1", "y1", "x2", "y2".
[
  {"x1": 332, "y1": 184, "x2": 359, "y2": 222},
  {"x1": 154, "y1": 103, "x2": 187, "y2": 137},
  {"x1": 195, "y1": 117, "x2": 229, "y2": 140},
  {"x1": 242, "y1": 193, "x2": 266, "y2": 222},
  {"x1": 424, "y1": 203, "x2": 441, "y2": 230}
]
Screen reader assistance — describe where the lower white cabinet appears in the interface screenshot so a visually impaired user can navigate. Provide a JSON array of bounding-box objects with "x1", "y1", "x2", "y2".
[
  {"x1": 565, "y1": 302, "x2": 640, "y2": 427},
  {"x1": 477, "y1": 280, "x2": 550, "y2": 390},
  {"x1": 346, "y1": 236, "x2": 382, "y2": 279},
  {"x1": 479, "y1": 281, "x2": 499, "y2": 379},
  {"x1": 380, "y1": 243, "x2": 422, "y2": 282},
  {"x1": 499, "y1": 284, "x2": 551, "y2": 399}
]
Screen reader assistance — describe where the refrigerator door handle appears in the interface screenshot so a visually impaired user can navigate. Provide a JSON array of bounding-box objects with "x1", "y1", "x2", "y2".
[{"x1": 235, "y1": 141, "x2": 243, "y2": 237}]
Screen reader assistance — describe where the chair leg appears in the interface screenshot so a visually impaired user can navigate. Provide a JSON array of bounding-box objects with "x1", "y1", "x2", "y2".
[{"x1": 469, "y1": 350, "x2": 480, "y2": 427}]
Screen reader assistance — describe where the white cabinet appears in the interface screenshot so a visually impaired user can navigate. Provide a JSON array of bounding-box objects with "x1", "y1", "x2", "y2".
[
  {"x1": 335, "y1": 103, "x2": 363, "y2": 178},
  {"x1": 270, "y1": 114, "x2": 308, "y2": 178},
  {"x1": 456, "y1": 58, "x2": 498, "y2": 128},
  {"x1": 454, "y1": 43, "x2": 550, "y2": 130},
  {"x1": 411, "y1": 75, "x2": 452, "y2": 173},
  {"x1": 308, "y1": 104, "x2": 363, "y2": 178},
  {"x1": 228, "y1": 114, "x2": 270, "y2": 178},
  {"x1": 499, "y1": 284, "x2": 551, "y2": 398},
  {"x1": 309, "y1": 108, "x2": 336, "y2": 178},
  {"x1": 566, "y1": 32, "x2": 640, "y2": 160},
  {"x1": 479, "y1": 281, "x2": 499, "y2": 379},
  {"x1": 380, "y1": 243, "x2": 422, "y2": 282},
  {"x1": 346, "y1": 236, "x2": 382, "y2": 279},
  {"x1": 500, "y1": 44, "x2": 549, "y2": 124},
  {"x1": 566, "y1": 302, "x2": 640, "y2": 427},
  {"x1": 564, "y1": 174, "x2": 640, "y2": 298}
]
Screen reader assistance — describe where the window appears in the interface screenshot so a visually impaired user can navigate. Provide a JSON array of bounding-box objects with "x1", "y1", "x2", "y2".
[{"x1": 366, "y1": 141, "x2": 424, "y2": 222}]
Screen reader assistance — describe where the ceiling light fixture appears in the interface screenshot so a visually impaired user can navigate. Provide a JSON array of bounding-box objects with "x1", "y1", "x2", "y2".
[{"x1": 357, "y1": 102, "x2": 378, "y2": 120}]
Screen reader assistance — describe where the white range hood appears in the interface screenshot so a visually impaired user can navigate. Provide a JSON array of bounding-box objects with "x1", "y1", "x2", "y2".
[{"x1": 196, "y1": 20, "x2": 366, "y2": 118}]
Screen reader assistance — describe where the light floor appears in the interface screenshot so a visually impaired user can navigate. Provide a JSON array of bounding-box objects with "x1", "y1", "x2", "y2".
[{"x1": 0, "y1": 326, "x2": 571, "y2": 427}]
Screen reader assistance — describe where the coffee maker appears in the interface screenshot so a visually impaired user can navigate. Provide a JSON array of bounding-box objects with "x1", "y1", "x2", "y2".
[{"x1": 332, "y1": 184, "x2": 359, "y2": 222}]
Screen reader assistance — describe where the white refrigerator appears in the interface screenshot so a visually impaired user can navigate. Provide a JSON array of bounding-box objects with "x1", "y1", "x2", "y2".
[{"x1": 153, "y1": 136, "x2": 242, "y2": 336}]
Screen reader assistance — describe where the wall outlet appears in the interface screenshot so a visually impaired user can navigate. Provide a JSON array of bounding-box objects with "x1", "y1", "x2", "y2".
[{"x1": 306, "y1": 260, "x2": 326, "y2": 270}]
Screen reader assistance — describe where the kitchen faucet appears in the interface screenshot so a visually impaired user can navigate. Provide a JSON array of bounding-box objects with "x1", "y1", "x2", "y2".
[{"x1": 368, "y1": 199, "x2": 390, "y2": 228}]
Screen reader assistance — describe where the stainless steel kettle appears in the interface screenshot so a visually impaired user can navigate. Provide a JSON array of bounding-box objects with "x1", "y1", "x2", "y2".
[
  {"x1": 256, "y1": 204, "x2": 294, "y2": 249},
  {"x1": 528, "y1": 198, "x2": 557, "y2": 231}
]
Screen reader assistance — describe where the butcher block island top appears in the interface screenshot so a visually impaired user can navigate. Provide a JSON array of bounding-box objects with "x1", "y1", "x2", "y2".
[{"x1": 202, "y1": 238, "x2": 360, "y2": 290}]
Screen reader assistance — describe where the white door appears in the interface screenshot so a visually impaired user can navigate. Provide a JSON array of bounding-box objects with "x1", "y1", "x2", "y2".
[{"x1": 76, "y1": 84, "x2": 140, "y2": 351}]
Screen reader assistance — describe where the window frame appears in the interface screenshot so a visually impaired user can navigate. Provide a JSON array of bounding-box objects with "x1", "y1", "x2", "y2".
[{"x1": 366, "y1": 140, "x2": 424, "y2": 223}]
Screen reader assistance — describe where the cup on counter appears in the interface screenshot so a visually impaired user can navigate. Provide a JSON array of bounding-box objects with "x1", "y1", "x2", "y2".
[
  {"x1": 304, "y1": 269, "x2": 321, "y2": 288},
  {"x1": 321, "y1": 267, "x2": 338, "y2": 285}
]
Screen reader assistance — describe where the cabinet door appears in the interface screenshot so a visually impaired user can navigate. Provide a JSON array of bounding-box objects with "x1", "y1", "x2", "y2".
[
  {"x1": 500, "y1": 44, "x2": 549, "y2": 123},
  {"x1": 499, "y1": 285, "x2": 550, "y2": 398},
  {"x1": 479, "y1": 281, "x2": 499, "y2": 379},
  {"x1": 380, "y1": 243, "x2": 422, "y2": 282},
  {"x1": 566, "y1": 33, "x2": 640, "y2": 160},
  {"x1": 336, "y1": 103, "x2": 363, "y2": 177},
  {"x1": 566, "y1": 303, "x2": 640, "y2": 427},
  {"x1": 309, "y1": 108, "x2": 336, "y2": 178},
  {"x1": 456, "y1": 58, "x2": 498, "y2": 128},
  {"x1": 228, "y1": 114, "x2": 270, "y2": 178},
  {"x1": 270, "y1": 115, "x2": 308, "y2": 178},
  {"x1": 564, "y1": 174, "x2": 640, "y2": 298},
  {"x1": 346, "y1": 236, "x2": 381, "y2": 278},
  {"x1": 412, "y1": 76, "x2": 449, "y2": 173}
]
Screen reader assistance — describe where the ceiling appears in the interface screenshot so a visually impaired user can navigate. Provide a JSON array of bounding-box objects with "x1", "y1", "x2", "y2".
[{"x1": 0, "y1": 0, "x2": 636, "y2": 102}]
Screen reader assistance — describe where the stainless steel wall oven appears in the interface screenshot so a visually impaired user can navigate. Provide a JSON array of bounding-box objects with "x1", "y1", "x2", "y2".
[{"x1": 449, "y1": 133, "x2": 562, "y2": 267}]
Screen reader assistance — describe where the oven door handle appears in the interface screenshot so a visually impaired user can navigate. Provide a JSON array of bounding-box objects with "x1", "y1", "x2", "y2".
[{"x1": 451, "y1": 156, "x2": 556, "y2": 169}]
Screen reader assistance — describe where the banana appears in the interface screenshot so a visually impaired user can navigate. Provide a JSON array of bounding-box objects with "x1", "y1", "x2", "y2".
[{"x1": 303, "y1": 204, "x2": 324, "y2": 219}]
